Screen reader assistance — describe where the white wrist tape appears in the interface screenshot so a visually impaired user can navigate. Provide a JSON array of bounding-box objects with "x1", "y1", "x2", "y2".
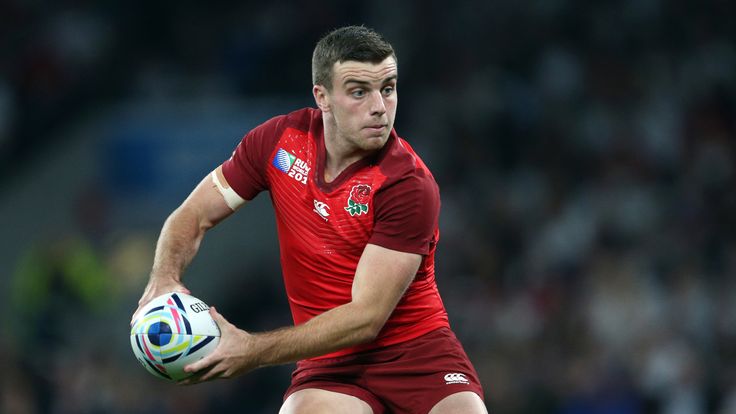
[{"x1": 211, "y1": 171, "x2": 246, "y2": 211}]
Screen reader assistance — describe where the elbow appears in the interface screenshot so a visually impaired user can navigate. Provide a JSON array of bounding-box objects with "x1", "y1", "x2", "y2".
[
  {"x1": 172, "y1": 204, "x2": 214, "y2": 234},
  {"x1": 362, "y1": 325, "x2": 381, "y2": 344},
  {"x1": 198, "y1": 218, "x2": 216, "y2": 233},
  {"x1": 355, "y1": 317, "x2": 386, "y2": 344},
  {"x1": 344, "y1": 300, "x2": 391, "y2": 345}
]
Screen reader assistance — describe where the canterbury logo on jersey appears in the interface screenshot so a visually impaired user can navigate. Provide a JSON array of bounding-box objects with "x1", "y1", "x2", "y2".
[
  {"x1": 272, "y1": 148, "x2": 310, "y2": 185},
  {"x1": 313, "y1": 200, "x2": 330, "y2": 221},
  {"x1": 444, "y1": 373, "x2": 470, "y2": 385}
]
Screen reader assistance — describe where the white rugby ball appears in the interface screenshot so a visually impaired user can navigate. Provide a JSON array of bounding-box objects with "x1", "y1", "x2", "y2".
[{"x1": 130, "y1": 292, "x2": 220, "y2": 381}]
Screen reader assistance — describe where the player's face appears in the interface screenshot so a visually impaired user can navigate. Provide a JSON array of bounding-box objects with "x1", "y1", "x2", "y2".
[{"x1": 323, "y1": 57, "x2": 398, "y2": 152}]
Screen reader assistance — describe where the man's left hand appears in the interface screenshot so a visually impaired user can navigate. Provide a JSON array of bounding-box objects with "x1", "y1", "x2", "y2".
[{"x1": 179, "y1": 306, "x2": 256, "y2": 385}]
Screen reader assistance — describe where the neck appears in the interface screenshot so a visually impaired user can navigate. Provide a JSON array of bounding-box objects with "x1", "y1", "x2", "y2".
[{"x1": 322, "y1": 117, "x2": 373, "y2": 183}]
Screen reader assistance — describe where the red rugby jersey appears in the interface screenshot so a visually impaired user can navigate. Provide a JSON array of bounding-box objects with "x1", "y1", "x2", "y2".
[{"x1": 222, "y1": 107, "x2": 449, "y2": 359}]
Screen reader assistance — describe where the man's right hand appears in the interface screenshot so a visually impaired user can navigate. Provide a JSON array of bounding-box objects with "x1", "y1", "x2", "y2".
[{"x1": 131, "y1": 276, "x2": 191, "y2": 326}]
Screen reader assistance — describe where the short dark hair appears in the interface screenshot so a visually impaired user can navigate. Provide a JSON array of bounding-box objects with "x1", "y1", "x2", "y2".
[{"x1": 312, "y1": 25, "x2": 396, "y2": 89}]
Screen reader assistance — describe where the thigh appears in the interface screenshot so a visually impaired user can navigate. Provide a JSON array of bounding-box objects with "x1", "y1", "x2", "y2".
[
  {"x1": 428, "y1": 391, "x2": 488, "y2": 414},
  {"x1": 279, "y1": 388, "x2": 374, "y2": 414},
  {"x1": 284, "y1": 355, "x2": 387, "y2": 413}
]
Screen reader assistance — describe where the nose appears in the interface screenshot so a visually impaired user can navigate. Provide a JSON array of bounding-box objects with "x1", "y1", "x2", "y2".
[{"x1": 369, "y1": 90, "x2": 386, "y2": 117}]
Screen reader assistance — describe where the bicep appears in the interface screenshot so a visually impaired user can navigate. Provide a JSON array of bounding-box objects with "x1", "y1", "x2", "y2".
[
  {"x1": 351, "y1": 243, "x2": 421, "y2": 321},
  {"x1": 370, "y1": 174, "x2": 440, "y2": 255},
  {"x1": 181, "y1": 166, "x2": 246, "y2": 229}
]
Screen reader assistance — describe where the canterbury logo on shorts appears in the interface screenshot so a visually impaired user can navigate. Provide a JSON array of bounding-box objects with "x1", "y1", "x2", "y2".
[{"x1": 444, "y1": 373, "x2": 470, "y2": 385}]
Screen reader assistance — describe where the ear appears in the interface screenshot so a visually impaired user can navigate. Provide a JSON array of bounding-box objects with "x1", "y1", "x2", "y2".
[{"x1": 313, "y1": 85, "x2": 331, "y2": 113}]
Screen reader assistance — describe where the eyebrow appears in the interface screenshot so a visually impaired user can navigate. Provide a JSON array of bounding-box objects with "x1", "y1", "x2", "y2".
[{"x1": 343, "y1": 75, "x2": 398, "y2": 87}]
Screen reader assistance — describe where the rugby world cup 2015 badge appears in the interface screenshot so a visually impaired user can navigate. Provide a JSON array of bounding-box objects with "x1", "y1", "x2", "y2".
[
  {"x1": 345, "y1": 184, "x2": 371, "y2": 216},
  {"x1": 272, "y1": 148, "x2": 310, "y2": 185}
]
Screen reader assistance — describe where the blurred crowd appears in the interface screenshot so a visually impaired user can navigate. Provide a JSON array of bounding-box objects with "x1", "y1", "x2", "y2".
[{"x1": 2, "y1": 1, "x2": 735, "y2": 413}]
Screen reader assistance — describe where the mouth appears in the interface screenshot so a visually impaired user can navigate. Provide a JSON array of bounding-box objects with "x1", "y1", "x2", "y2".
[{"x1": 365, "y1": 124, "x2": 387, "y2": 132}]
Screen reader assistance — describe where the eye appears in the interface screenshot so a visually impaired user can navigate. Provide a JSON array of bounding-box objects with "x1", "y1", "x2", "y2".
[
  {"x1": 382, "y1": 86, "x2": 395, "y2": 96},
  {"x1": 351, "y1": 89, "x2": 365, "y2": 98}
]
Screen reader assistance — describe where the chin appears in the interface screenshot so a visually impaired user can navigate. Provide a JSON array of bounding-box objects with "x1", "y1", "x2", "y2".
[{"x1": 361, "y1": 135, "x2": 389, "y2": 151}]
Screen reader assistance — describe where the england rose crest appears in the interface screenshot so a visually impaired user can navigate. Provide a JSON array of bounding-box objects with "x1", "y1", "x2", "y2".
[{"x1": 345, "y1": 184, "x2": 371, "y2": 216}]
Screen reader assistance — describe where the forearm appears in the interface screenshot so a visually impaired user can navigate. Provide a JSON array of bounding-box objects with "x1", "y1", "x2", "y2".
[
  {"x1": 251, "y1": 301, "x2": 383, "y2": 367},
  {"x1": 150, "y1": 205, "x2": 209, "y2": 282}
]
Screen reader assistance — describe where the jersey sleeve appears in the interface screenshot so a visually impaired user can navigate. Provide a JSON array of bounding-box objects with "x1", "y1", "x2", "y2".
[
  {"x1": 221, "y1": 115, "x2": 285, "y2": 200},
  {"x1": 369, "y1": 172, "x2": 440, "y2": 255}
]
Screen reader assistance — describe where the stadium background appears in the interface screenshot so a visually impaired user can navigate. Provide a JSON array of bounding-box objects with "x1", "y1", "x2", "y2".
[{"x1": 1, "y1": 1, "x2": 735, "y2": 413}]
